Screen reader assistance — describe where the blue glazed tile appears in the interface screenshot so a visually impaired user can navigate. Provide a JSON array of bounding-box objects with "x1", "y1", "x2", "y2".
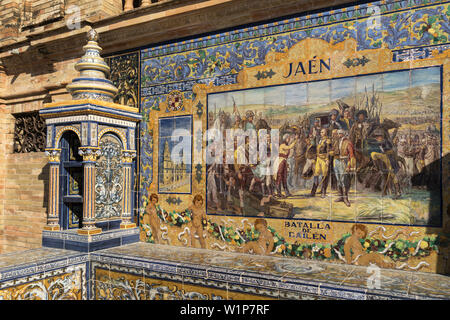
[
  {"x1": 65, "y1": 240, "x2": 89, "y2": 252},
  {"x1": 96, "y1": 220, "x2": 121, "y2": 231},
  {"x1": 121, "y1": 234, "x2": 140, "y2": 246},
  {"x1": 89, "y1": 238, "x2": 121, "y2": 252},
  {"x1": 42, "y1": 237, "x2": 65, "y2": 249}
]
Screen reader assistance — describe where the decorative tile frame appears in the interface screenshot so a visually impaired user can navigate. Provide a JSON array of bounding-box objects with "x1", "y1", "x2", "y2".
[
  {"x1": 88, "y1": 243, "x2": 450, "y2": 300},
  {"x1": 0, "y1": 242, "x2": 448, "y2": 300},
  {"x1": 96, "y1": 0, "x2": 450, "y2": 275}
]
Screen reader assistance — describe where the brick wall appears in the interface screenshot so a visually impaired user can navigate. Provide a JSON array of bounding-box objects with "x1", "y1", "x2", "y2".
[
  {"x1": 0, "y1": 104, "x2": 8, "y2": 253},
  {"x1": 0, "y1": 0, "x2": 21, "y2": 43},
  {"x1": 0, "y1": 0, "x2": 124, "y2": 43},
  {"x1": 0, "y1": 105, "x2": 48, "y2": 254},
  {"x1": 64, "y1": 0, "x2": 124, "y2": 23},
  {"x1": 22, "y1": 0, "x2": 65, "y2": 29},
  {"x1": 1, "y1": 153, "x2": 48, "y2": 253}
]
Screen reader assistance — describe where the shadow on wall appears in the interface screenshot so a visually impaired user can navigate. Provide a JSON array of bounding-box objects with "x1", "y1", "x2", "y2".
[
  {"x1": 422, "y1": 152, "x2": 450, "y2": 275},
  {"x1": 38, "y1": 162, "x2": 50, "y2": 221},
  {"x1": 122, "y1": 0, "x2": 159, "y2": 10}
]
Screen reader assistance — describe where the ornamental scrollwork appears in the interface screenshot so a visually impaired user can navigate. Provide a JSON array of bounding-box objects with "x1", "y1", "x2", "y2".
[
  {"x1": 95, "y1": 273, "x2": 224, "y2": 300},
  {"x1": 106, "y1": 52, "x2": 139, "y2": 108},
  {"x1": 95, "y1": 135, "x2": 123, "y2": 219},
  {"x1": 0, "y1": 270, "x2": 84, "y2": 300},
  {"x1": 13, "y1": 111, "x2": 46, "y2": 153}
]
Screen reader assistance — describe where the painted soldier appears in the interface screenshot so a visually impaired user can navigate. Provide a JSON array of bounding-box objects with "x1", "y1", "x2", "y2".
[
  {"x1": 310, "y1": 117, "x2": 322, "y2": 146},
  {"x1": 207, "y1": 162, "x2": 222, "y2": 210},
  {"x1": 233, "y1": 137, "x2": 253, "y2": 214},
  {"x1": 350, "y1": 110, "x2": 369, "y2": 152},
  {"x1": 244, "y1": 110, "x2": 256, "y2": 132},
  {"x1": 367, "y1": 129, "x2": 401, "y2": 199},
  {"x1": 329, "y1": 128, "x2": 340, "y2": 191},
  {"x1": 415, "y1": 135, "x2": 426, "y2": 174},
  {"x1": 417, "y1": 132, "x2": 440, "y2": 188},
  {"x1": 232, "y1": 114, "x2": 242, "y2": 129},
  {"x1": 328, "y1": 109, "x2": 342, "y2": 131},
  {"x1": 223, "y1": 163, "x2": 241, "y2": 211},
  {"x1": 275, "y1": 134, "x2": 297, "y2": 198},
  {"x1": 398, "y1": 134, "x2": 417, "y2": 178},
  {"x1": 310, "y1": 128, "x2": 332, "y2": 198},
  {"x1": 293, "y1": 126, "x2": 309, "y2": 188},
  {"x1": 340, "y1": 108, "x2": 353, "y2": 131},
  {"x1": 331, "y1": 129, "x2": 356, "y2": 207},
  {"x1": 301, "y1": 135, "x2": 316, "y2": 181}
]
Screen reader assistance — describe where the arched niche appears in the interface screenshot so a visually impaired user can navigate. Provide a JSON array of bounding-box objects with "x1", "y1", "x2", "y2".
[{"x1": 59, "y1": 130, "x2": 83, "y2": 230}]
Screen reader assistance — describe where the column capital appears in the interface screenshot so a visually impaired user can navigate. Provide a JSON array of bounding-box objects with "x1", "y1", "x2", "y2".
[
  {"x1": 79, "y1": 146, "x2": 101, "y2": 162},
  {"x1": 121, "y1": 150, "x2": 137, "y2": 164},
  {"x1": 45, "y1": 148, "x2": 61, "y2": 163}
]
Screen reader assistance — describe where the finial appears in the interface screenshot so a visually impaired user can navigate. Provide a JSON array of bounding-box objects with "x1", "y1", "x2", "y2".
[
  {"x1": 87, "y1": 28, "x2": 99, "y2": 42},
  {"x1": 65, "y1": 28, "x2": 118, "y2": 102}
]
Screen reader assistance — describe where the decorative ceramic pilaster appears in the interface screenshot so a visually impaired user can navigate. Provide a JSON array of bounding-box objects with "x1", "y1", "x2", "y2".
[
  {"x1": 40, "y1": 28, "x2": 141, "y2": 238},
  {"x1": 78, "y1": 147, "x2": 102, "y2": 235},
  {"x1": 120, "y1": 150, "x2": 136, "y2": 228},
  {"x1": 44, "y1": 149, "x2": 61, "y2": 231}
]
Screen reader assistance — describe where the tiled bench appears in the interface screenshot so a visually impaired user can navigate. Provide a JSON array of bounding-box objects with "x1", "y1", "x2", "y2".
[{"x1": 0, "y1": 243, "x2": 449, "y2": 300}]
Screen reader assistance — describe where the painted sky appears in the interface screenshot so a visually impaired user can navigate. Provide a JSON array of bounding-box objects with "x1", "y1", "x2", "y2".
[{"x1": 207, "y1": 66, "x2": 441, "y2": 112}]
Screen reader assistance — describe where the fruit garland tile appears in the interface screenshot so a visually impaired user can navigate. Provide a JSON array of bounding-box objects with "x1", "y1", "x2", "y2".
[
  {"x1": 140, "y1": 205, "x2": 193, "y2": 243},
  {"x1": 207, "y1": 219, "x2": 260, "y2": 245},
  {"x1": 156, "y1": 205, "x2": 192, "y2": 227},
  {"x1": 140, "y1": 207, "x2": 441, "y2": 264},
  {"x1": 206, "y1": 220, "x2": 440, "y2": 263}
]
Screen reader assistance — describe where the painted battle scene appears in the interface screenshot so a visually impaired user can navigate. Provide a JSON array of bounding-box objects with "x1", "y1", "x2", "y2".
[{"x1": 206, "y1": 66, "x2": 442, "y2": 227}]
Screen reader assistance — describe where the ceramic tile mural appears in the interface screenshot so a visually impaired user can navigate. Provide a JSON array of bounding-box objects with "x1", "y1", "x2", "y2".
[
  {"x1": 137, "y1": 0, "x2": 450, "y2": 275},
  {"x1": 206, "y1": 66, "x2": 442, "y2": 226},
  {"x1": 93, "y1": 266, "x2": 272, "y2": 300},
  {"x1": 0, "y1": 248, "x2": 88, "y2": 300},
  {"x1": 90, "y1": 243, "x2": 450, "y2": 300},
  {"x1": 0, "y1": 265, "x2": 86, "y2": 300},
  {"x1": 158, "y1": 115, "x2": 193, "y2": 194}
]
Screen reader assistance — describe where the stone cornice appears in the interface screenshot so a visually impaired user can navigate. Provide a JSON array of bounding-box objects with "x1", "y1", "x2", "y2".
[
  {"x1": 0, "y1": 0, "x2": 356, "y2": 104},
  {"x1": 0, "y1": 0, "x2": 356, "y2": 61}
]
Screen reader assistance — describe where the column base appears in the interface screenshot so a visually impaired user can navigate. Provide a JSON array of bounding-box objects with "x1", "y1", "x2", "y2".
[
  {"x1": 120, "y1": 222, "x2": 137, "y2": 229},
  {"x1": 43, "y1": 225, "x2": 60, "y2": 231},
  {"x1": 77, "y1": 227, "x2": 102, "y2": 235},
  {"x1": 42, "y1": 227, "x2": 140, "y2": 252}
]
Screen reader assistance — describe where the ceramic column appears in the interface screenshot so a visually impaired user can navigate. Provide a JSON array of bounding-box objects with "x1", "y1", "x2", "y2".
[
  {"x1": 120, "y1": 150, "x2": 136, "y2": 228},
  {"x1": 78, "y1": 147, "x2": 102, "y2": 235},
  {"x1": 44, "y1": 149, "x2": 61, "y2": 231}
]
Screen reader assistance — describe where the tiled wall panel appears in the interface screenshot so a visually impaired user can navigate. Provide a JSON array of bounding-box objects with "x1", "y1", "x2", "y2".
[{"x1": 132, "y1": 0, "x2": 450, "y2": 275}]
